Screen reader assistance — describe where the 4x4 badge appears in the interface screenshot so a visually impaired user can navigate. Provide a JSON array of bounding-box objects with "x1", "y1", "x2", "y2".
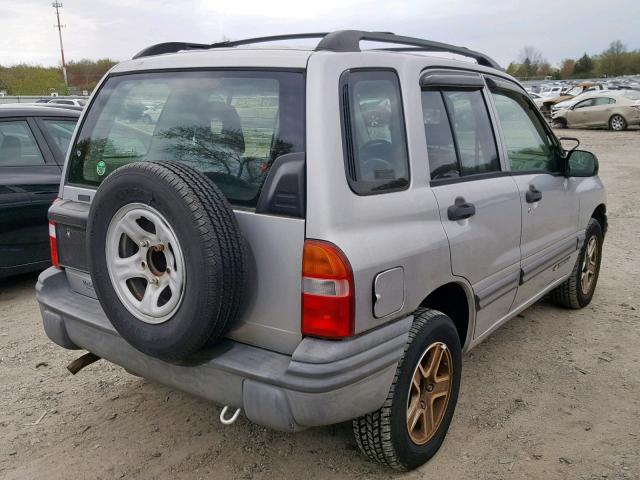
[{"x1": 96, "y1": 161, "x2": 106, "y2": 176}]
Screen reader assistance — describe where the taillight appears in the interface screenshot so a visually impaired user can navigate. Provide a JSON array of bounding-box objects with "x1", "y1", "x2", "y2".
[
  {"x1": 49, "y1": 221, "x2": 59, "y2": 268},
  {"x1": 301, "y1": 240, "x2": 354, "y2": 338}
]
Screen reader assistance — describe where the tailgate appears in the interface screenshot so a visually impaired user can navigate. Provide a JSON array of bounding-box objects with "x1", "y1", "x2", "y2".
[{"x1": 50, "y1": 199, "x2": 305, "y2": 354}]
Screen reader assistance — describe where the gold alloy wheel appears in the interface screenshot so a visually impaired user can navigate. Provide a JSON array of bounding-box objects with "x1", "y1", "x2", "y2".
[
  {"x1": 406, "y1": 342, "x2": 453, "y2": 445},
  {"x1": 581, "y1": 236, "x2": 598, "y2": 294}
]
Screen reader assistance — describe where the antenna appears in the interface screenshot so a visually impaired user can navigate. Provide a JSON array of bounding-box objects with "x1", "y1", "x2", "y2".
[{"x1": 52, "y1": 2, "x2": 68, "y2": 87}]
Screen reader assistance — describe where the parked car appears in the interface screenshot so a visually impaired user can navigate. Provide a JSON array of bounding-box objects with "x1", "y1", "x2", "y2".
[
  {"x1": 37, "y1": 30, "x2": 606, "y2": 471},
  {"x1": 551, "y1": 89, "x2": 616, "y2": 113},
  {"x1": 528, "y1": 91, "x2": 546, "y2": 109},
  {"x1": 551, "y1": 91, "x2": 640, "y2": 130},
  {"x1": 0, "y1": 105, "x2": 80, "y2": 278},
  {"x1": 47, "y1": 98, "x2": 87, "y2": 108},
  {"x1": 539, "y1": 82, "x2": 606, "y2": 117}
]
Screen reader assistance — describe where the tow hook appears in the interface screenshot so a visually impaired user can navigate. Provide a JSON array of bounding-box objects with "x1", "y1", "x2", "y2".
[
  {"x1": 219, "y1": 406, "x2": 241, "y2": 425},
  {"x1": 67, "y1": 352, "x2": 101, "y2": 375}
]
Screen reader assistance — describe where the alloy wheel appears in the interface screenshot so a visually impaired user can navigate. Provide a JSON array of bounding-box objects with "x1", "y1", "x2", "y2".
[{"x1": 406, "y1": 342, "x2": 453, "y2": 445}]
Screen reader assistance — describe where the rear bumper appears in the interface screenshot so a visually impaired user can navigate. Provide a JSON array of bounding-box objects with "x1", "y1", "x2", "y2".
[{"x1": 36, "y1": 267, "x2": 410, "y2": 432}]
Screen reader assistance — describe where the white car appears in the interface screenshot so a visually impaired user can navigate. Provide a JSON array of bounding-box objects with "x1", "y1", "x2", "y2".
[{"x1": 47, "y1": 98, "x2": 87, "y2": 108}]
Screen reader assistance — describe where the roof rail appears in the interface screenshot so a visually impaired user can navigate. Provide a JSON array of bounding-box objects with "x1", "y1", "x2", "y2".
[
  {"x1": 133, "y1": 42, "x2": 210, "y2": 59},
  {"x1": 209, "y1": 33, "x2": 329, "y2": 49},
  {"x1": 315, "y1": 30, "x2": 501, "y2": 69},
  {"x1": 131, "y1": 30, "x2": 501, "y2": 70}
]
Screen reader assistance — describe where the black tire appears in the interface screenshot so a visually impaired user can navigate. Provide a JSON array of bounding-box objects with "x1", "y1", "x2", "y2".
[
  {"x1": 552, "y1": 118, "x2": 567, "y2": 129},
  {"x1": 353, "y1": 308, "x2": 462, "y2": 471},
  {"x1": 609, "y1": 114, "x2": 627, "y2": 131},
  {"x1": 87, "y1": 162, "x2": 246, "y2": 362},
  {"x1": 549, "y1": 218, "x2": 603, "y2": 309}
]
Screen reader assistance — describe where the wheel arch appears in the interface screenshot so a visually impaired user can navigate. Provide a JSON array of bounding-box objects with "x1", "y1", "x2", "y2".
[
  {"x1": 419, "y1": 281, "x2": 474, "y2": 350},
  {"x1": 592, "y1": 203, "x2": 607, "y2": 236}
]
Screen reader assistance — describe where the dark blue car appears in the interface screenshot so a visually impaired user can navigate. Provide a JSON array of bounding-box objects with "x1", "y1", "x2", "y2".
[{"x1": 0, "y1": 105, "x2": 80, "y2": 278}]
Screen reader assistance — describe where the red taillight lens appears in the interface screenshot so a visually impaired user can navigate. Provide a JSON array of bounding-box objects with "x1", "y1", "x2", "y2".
[
  {"x1": 49, "y1": 221, "x2": 59, "y2": 268},
  {"x1": 301, "y1": 240, "x2": 354, "y2": 338}
]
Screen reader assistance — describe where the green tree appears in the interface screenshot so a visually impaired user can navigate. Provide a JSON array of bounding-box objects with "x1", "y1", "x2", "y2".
[
  {"x1": 597, "y1": 40, "x2": 627, "y2": 76},
  {"x1": 0, "y1": 64, "x2": 67, "y2": 95},
  {"x1": 573, "y1": 53, "x2": 594, "y2": 76}
]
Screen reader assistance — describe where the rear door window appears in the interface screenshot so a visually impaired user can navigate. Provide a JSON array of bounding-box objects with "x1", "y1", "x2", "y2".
[
  {"x1": 67, "y1": 70, "x2": 305, "y2": 208},
  {"x1": 40, "y1": 119, "x2": 77, "y2": 158},
  {"x1": 421, "y1": 87, "x2": 500, "y2": 181}
]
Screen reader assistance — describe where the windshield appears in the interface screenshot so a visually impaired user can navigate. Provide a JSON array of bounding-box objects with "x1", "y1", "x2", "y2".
[{"x1": 67, "y1": 70, "x2": 305, "y2": 208}]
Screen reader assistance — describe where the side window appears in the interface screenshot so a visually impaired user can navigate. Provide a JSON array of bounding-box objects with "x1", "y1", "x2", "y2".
[
  {"x1": 594, "y1": 97, "x2": 614, "y2": 106},
  {"x1": 421, "y1": 90, "x2": 459, "y2": 179},
  {"x1": 41, "y1": 119, "x2": 77, "y2": 155},
  {"x1": 491, "y1": 90, "x2": 561, "y2": 173},
  {"x1": 442, "y1": 90, "x2": 500, "y2": 175},
  {"x1": 574, "y1": 99, "x2": 595, "y2": 109},
  {"x1": 341, "y1": 69, "x2": 409, "y2": 194},
  {"x1": 0, "y1": 121, "x2": 46, "y2": 166},
  {"x1": 421, "y1": 88, "x2": 500, "y2": 180}
]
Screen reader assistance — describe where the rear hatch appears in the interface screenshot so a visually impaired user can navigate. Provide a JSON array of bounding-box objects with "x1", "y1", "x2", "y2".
[{"x1": 51, "y1": 69, "x2": 306, "y2": 355}]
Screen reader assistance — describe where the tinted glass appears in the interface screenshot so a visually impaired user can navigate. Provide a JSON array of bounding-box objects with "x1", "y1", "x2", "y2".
[
  {"x1": 491, "y1": 91, "x2": 561, "y2": 173},
  {"x1": 0, "y1": 121, "x2": 45, "y2": 166},
  {"x1": 342, "y1": 70, "x2": 409, "y2": 194},
  {"x1": 41, "y1": 119, "x2": 77, "y2": 155},
  {"x1": 441, "y1": 90, "x2": 500, "y2": 175},
  {"x1": 421, "y1": 90, "x2": 459, "y2": 179},
  {"x1": 68, "y1": 70, "x2": 305, "y2": 207}
]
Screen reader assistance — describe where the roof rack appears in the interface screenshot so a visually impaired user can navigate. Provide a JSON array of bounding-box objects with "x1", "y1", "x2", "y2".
[
  {"x1": 132, "y1": 30, "x2": 501, "y2": 69},
  {"x1": 315, "y1": 31, "x2": 501, "y2": 69}
]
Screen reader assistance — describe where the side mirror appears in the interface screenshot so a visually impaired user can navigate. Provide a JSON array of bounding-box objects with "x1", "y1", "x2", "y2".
[{"x1": 567, "y1": 149, "x2": 598, "y2": 177}]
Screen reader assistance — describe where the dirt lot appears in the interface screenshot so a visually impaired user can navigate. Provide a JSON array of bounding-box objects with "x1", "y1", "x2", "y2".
[{"x1": 1, "y1": 128, "x2": 639, "y2": 480}]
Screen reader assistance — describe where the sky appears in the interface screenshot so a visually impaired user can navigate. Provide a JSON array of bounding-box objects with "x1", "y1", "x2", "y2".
[{"x1": 0, "y1": 0, "x2": 638, "y2": 68}]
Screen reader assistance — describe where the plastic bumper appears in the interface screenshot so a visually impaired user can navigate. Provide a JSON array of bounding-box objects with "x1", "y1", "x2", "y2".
[{"x1": 36, "y1": 267, "x2": 411, "y2": 432}]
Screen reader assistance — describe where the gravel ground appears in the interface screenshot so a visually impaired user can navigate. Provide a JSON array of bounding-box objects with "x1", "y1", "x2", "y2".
[{"x1": 1, "y1": 128, "x2": 639, "y2": 480}]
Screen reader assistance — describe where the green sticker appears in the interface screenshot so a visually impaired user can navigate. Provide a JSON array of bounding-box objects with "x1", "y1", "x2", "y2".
[{"x1": 96, "y1": 161, "x2": 106, "y2": 176}]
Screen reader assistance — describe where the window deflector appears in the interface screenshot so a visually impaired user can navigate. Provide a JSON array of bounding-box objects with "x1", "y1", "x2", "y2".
[{"x1": 420, "y1": 71, "x2": 485, "y2": 89}]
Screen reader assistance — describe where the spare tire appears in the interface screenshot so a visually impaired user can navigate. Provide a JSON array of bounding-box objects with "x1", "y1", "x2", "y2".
[{"x1": 87, "y1": 161, "x2": 246, "y2": 362}]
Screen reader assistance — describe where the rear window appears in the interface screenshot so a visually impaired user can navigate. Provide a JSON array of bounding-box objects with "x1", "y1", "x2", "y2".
[{"x1": 67, "y1": 70, "x2": 305, "y2": 207}]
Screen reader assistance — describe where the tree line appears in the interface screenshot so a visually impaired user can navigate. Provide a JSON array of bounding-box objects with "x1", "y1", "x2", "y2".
[
  {"x1": 507, "y1": 40, "x2": 640, "y2": 80},
  {"x1": 0, "y1": 59, "x2": 117, "y2": 96}
]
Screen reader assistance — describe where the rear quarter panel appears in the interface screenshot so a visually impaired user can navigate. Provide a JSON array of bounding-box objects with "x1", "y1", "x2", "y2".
[{"x1": 305, "y1": 52, "x2": 467, "y2": 337}]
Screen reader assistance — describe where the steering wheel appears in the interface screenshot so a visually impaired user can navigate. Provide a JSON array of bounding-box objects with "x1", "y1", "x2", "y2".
[{"x1": 361, "y1": 139, "x2": 393, "y2": 159}]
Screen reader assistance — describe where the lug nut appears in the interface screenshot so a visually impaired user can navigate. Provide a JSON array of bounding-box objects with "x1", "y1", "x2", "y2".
[
  {"x1": 139, "y1": 240, "x2": 149, "y2": 248},
  {"x1": 149, "y1": 277, "x2": 159, "y2": 286}
]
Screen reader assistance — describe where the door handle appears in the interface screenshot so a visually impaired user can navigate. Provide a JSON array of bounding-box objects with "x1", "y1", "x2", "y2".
[
  {"x1": 447, "y1": 200, "x2": 476, "y2": 221},
  {"x1": 525, "y1": 185, "x2": 542, "y2": 203}
]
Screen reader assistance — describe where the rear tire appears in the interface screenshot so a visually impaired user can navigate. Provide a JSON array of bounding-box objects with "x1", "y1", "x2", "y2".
[
  {"x1": 609, "y1": 114, "x2": 627, "y2": 131},
  {"x1": 549, "y1": 218, "x2": 603, "y2": 309},
  {"x1": 352, "y1": 308, "x2": 462, "y2": 471}
]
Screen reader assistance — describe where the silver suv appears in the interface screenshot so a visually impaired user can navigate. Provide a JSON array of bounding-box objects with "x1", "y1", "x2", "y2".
[{"x1": 37, "y1": 31, "x2": 607, "y2": 470}]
